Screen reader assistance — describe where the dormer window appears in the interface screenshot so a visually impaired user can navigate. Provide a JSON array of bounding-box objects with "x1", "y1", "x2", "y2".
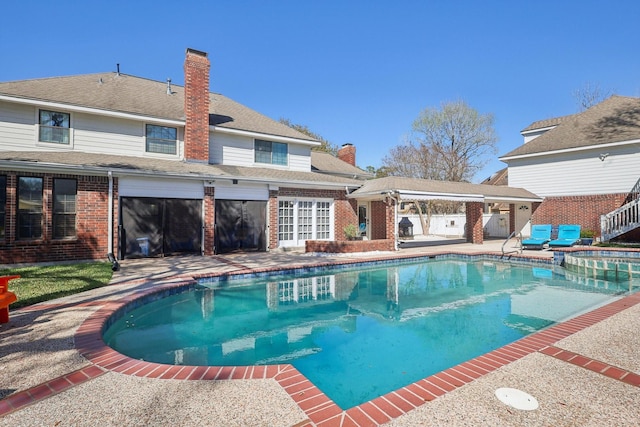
[
  {"x1": 39, "y1": 110, "x2": 70, "y2": 144},
  {"x1": 146, "y1": 124, "x2": 177, "y2": 154},
  {"x1": 255, "y1": 140, "x2": 288, "y2": 166}
]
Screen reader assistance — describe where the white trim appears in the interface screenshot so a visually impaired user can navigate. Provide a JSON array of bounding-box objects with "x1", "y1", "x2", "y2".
[
  {"x1": 520, "y1": 125, "x2": 558, "y2": 135},
  {"x1": 277, "y1": 197, "x2": 334, "y2": 247},
  {"x1": 500, "y1": 138, "x2": 640, "y2": 161},
  {"x1": 397, "y1": 191, "x2": 484, "y2": 203},
  {"x1": 484, "y1": 196, "x2": 543, "y2": 203},
  {"x1": 212, "y1": 126, "x2": 320, "y2": 146},
  {"x1": 35, "y1": 107, "x2": 74, "y2": 149}
]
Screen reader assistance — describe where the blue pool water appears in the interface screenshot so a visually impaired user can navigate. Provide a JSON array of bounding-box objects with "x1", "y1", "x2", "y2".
[{"x1": 103, "y1": 258, "x2": 637, "y2": 409}]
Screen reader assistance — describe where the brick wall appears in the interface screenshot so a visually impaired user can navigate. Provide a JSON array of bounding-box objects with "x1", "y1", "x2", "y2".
[
  {"x1": 204, "y1": 186, "x2": 215, "y2": 255},
  {"x1": 305, "y1": 239, "x2": 394, "y2": 253},
  {"x1": 532, "y1": 193, "x2": 627, "y2": 236},
  {"x1": 465, "y1": 202, "x2": 484, "y2": 244},
  {"x1": 183, "y1": 48, "x2": 210, "y2": 162},
  {"x1": 370, "y1": 199, "x2": 395, "y2": 240},
  {"x1": 1, "y1": 171, "x2": 114, "y2": 264}
]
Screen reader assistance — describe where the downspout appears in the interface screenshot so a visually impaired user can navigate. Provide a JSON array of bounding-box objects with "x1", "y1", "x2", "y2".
[{"x1": 108, "y1": 170, "x2": 114, "y2": 255}]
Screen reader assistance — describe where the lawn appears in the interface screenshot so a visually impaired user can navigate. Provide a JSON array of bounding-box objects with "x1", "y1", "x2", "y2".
[{"x1": 1, "y1": 262, "x2": 114, "y2": 309}]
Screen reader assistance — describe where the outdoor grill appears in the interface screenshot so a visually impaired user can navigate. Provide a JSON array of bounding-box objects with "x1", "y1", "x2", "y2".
[{"x1": 398, "y1": 217, "x2": 414, "y2": 239}]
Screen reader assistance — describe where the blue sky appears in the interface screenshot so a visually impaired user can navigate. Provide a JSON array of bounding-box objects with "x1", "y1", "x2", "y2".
[{"x1": 2, "y1": 1, "x2": 639, "y2": 182}]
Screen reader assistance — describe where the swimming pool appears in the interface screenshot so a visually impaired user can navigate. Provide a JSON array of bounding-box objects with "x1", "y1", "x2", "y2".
[{"x1": 103, "y1": 257, "x2": 637, "y2": 409}]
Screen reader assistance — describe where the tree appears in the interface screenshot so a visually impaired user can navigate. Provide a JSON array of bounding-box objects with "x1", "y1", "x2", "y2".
[
  {"x1": 573, "y1": 82, "x2": 613, "y2": 112},
  {"x1": 381, "y1": 100, "x2": 498, "y2": 233},
  {"x1": 279, "y1": 118, "x2": 338, "y2": 155}
]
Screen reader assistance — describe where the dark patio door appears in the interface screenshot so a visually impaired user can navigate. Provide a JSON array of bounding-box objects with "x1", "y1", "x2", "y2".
[
  {"x1": 120, "y1": 197, "x2": 202, "y2": 258},
  {"x1": 215, "y1": 200, "x2": 266, "y2": 253}
]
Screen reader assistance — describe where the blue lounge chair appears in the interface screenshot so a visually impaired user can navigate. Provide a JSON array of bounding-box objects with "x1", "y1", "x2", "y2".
[
  {"x1": 521, "y1": 224, "x2": 552, "y2": 250},
  {"x1": 548, "y1": 224, "x2": 582, "y2": 248}
]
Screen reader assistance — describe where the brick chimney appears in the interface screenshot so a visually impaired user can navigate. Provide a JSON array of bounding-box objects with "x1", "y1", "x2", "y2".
[
  {"x1": 337, "y1": 143, "x2": 356, "y2": 166},
  {"x1": 184, "y1": 48, "x2": 210, "y2": 162}
]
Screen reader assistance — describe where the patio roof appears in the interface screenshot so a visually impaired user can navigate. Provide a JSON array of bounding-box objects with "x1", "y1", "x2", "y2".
[{"x1": 347, "y1": 176, "x2": 542, "y2": 203}]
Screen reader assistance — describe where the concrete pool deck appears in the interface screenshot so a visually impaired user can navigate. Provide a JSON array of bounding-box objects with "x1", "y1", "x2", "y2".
[{"x1": 1, "y1": 239, "x2": 639, "y2": 426}]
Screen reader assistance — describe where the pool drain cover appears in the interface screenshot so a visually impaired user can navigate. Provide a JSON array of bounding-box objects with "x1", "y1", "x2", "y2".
[{"x1": 495, "y1": 387, "x2": 539, "y2": 411}]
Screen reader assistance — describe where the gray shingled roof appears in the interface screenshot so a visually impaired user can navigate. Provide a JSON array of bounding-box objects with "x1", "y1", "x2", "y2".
[
  {"x1": 0, "y1": 73, "x2": 317, "y2": 143},
  {"x1": 520, "y1": 114, "x2": 574, "y2": 133},
  {"x1": 350, "y1": 176, "x2": 540, "y2": 201},
  {"x1": 310, "y1": 151, "x2": 373, "y2": 179},
  {"x1": 0, "y1": 151, "x2": 362, "y2": 188},
  {"x1": 504, "y1": 95, "x2": 640, "y2": 159}
]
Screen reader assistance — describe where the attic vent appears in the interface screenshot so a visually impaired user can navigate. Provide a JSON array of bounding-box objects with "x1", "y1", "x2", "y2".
[{"x1": 166, "y1": 78, "x2": 172, "y2": 95}]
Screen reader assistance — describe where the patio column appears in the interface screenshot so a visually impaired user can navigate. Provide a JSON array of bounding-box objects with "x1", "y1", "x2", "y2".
[
  {"x1": 204, "y1": 186, "x2": 215, "y2": 255},
  {"x1": 465, "y1": 202, "x2": 484, "y2": 244}
]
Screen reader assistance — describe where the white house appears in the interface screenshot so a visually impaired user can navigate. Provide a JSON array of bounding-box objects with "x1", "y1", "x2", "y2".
[{"x1": 500, "y1": 95, "x2": 640, "y2": 241}]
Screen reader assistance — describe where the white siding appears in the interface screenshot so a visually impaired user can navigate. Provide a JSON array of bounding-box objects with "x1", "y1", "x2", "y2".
[
  {"x1": 119, "y1": 177, "x2": 204, "y2": 199},
  {"x1": 211, "y1": 132, "x2": 254, "y2": 166},
  {"x1": 214, "y1": 182, "x2": 269, "y2": 200},
  {"x1": 0, "y1": 101, "x2": 37, "y2": 150},
  {"x1": 73, "y1": 113, "x2": 143, "y2": 156},
  {"x1": 0, "y1": 101, "x2": 184, "y2": 159},
  {"x1": 210, "y1": 131, "x2": 312, "y2": 172},
  {"x1": 508, "y1": 144, "x2": 640, "y2": 196},
  {"x1": 288, "y1": 143, "x2": 311, "y2": 171}
]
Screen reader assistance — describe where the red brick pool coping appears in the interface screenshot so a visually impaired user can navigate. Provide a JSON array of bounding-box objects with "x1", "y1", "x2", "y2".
[{"x1": 2, "y1": 256, "x2": 640, "y2": 425}]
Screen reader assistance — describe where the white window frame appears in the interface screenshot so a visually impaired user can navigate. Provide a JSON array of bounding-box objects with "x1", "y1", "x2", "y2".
[
  {"x1": 145, "y1": 124, "x2": 178, "y2": 155},
  {"x1": 36, "y1": 109, "x2": 73, "y2": 148},
  {"x1": 277, "y1": 197, "x2": 334, "y2": 247}
]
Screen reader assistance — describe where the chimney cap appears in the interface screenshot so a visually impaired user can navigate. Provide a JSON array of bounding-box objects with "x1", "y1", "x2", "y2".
[{"x1": 186, "y1": 48, "x2": 208, "y2": 58}]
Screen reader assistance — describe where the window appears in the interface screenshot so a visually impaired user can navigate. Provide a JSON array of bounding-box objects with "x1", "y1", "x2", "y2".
[
  {"x1": 53, "y1": 179, "x2": 77, "y2": 239},
  {"x1": 277, "y1": 198, "x2": 333, "y2": 246},
  {"x1": 316, "y1": 201, "x2": 331, "y2": 239},
  {"x1": 146, "y1": 124, "x2": 177, "y2": 154},
  {"x1": 17, "y1": 177, "x2": 43, "y2": 239},
  {"x1": 297, "y1": 201, "x2": 313, "y2": 240},
  {"x1": 255, "y1": 140, "x2": 287, "y2": 165},
  {"x1": 0, "y1": 176, "x2": 6, "y2": 239},
  {"x1": 278, "y1": 200, "x2": 294, "y2": 241},
  {"x1": 39, "y1": 110, "x2": 70, "y2": 144}
]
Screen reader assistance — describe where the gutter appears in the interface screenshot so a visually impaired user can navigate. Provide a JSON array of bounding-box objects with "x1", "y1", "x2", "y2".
[{"x1": 0, "y1": 159, "x2": 361, "y2": 190}]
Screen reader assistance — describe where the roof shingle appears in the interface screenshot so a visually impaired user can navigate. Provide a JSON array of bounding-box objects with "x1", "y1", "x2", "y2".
[
  {"x1": 0, "y1": 73, "x2": 317, "y2": 143},
  {"x1": 503, "y1": 95, "x2": 640, "y2": 159}
]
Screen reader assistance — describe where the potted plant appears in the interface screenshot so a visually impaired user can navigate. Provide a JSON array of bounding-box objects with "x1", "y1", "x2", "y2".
[
  {"x1": 580, "y1": 229, "x2": 596, "y2": 245},
  {"x1": 344, "y1": 224, "x2": 359, "y2": 240}
]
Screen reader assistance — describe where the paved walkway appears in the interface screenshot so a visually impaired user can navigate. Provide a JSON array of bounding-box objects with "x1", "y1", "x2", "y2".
[{"x1": 1, "y1": 240, "x2": 639, "y2": 426}]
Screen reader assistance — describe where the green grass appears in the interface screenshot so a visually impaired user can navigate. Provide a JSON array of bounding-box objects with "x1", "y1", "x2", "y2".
[{"x1": 1, "y1": 262, "x2": 114, "y2": 309}]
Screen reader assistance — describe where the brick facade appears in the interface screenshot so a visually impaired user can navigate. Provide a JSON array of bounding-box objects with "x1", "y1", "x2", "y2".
[
  {"x1": 0, "y1": 171, "x2": 115, "y2": 264},
  {"x1": 531, "y1": 193, "x2": 627, "y2": 237}
]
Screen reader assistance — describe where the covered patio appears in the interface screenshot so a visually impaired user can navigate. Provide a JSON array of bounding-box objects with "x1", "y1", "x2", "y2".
[{"x1": 346, "y1": 176, "x2": 543, "y2": 250}]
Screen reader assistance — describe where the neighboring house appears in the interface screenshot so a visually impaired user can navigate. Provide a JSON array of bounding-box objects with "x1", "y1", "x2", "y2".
[
  {"x1": 0, "y1": 48, "x2": 541, "y2": 264},
  {"x1": 500, "y1": 95, "x2": 640, "y2": 241}
]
